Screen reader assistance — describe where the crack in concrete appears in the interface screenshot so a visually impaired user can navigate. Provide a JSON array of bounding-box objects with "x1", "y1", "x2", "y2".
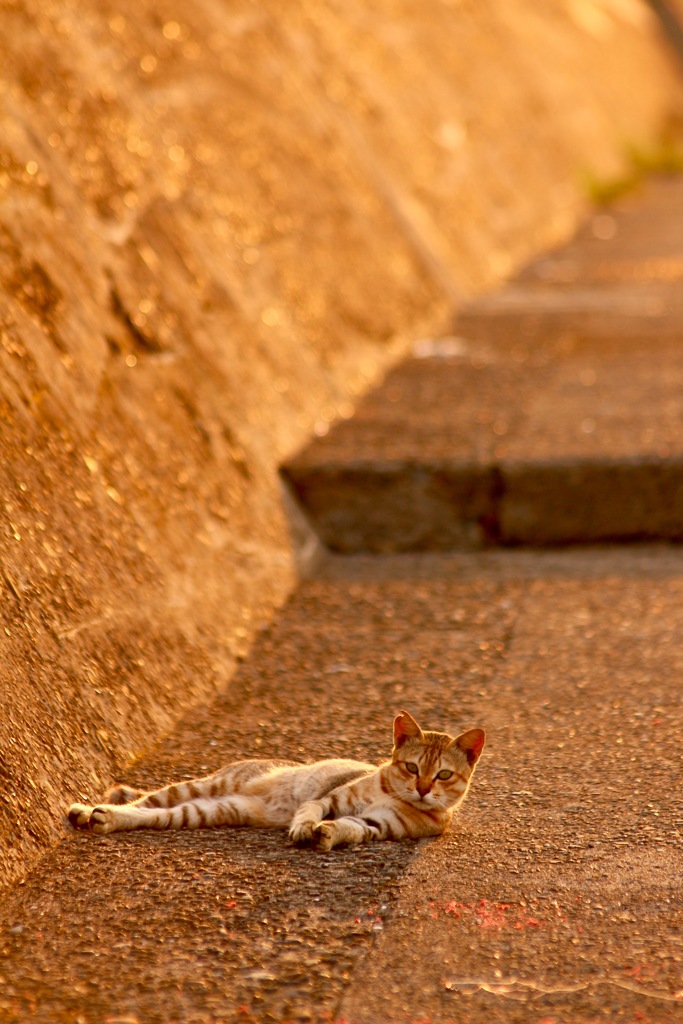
[{"x1": 444, "y1": 974, "x2": 683, "y2": 1003}]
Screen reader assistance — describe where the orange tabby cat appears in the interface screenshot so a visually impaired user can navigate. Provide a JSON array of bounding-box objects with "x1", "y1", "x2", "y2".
[{"x1": 68, "y1": 711, "x2": 485, "y2": 851}]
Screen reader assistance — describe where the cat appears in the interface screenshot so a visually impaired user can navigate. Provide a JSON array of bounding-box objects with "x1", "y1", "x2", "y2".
[{"x1": 68, "y1": 711, "x2": 485, "y2": 851}]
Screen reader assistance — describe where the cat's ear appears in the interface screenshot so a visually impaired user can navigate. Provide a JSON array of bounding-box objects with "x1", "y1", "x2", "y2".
[
  {"x1": 393, "y1": 710, "x2": 424, "y2": 746},
  {"x1": 453, "y1": 728, "x2": 486, "y2": 766}
]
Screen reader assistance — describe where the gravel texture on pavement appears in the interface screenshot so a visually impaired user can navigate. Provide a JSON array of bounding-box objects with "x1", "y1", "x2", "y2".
[{"x1": 1, "y1": 548, "x2": 682, "y2": 1023}]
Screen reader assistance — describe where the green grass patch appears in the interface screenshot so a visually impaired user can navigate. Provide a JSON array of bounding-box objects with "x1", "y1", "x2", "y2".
[{"x1": 583, "y1": 118, "x2": 683, "y2": 205}]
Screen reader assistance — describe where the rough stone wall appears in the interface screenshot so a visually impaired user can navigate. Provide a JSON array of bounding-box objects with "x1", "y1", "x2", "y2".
[{"x1": 1, "y1": 0, "x2": 681, "y2": 890}]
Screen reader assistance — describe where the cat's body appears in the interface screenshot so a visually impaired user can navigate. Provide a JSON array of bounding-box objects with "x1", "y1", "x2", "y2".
[{"x1": 68, "y1": 711, "x2": 485, "y2": 851}]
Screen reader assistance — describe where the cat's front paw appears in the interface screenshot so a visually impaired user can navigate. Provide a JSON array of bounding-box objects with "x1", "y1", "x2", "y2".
[
  {"x1": 68, "y1": 803, "x2": 95, "y2": 830},
  {"x1": 312, "y1": 822, "x2": 335, "y2": 853},
  {"x1": 288, "y1": 820, "x2": 317, "y2": 846},
  {"x1": 104, "y1": 783, "x2": 143, "y2": 805}
]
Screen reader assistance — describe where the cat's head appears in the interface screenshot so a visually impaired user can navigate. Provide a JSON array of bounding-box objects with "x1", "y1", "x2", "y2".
[{"x1": 387, "y1": 710, "x2": 485, "y2": 811}]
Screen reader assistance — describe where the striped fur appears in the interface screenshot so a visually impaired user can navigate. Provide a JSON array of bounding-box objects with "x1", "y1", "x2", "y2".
[{"x1": 68, "y1": 712, "x2": 485, "y2": 851}]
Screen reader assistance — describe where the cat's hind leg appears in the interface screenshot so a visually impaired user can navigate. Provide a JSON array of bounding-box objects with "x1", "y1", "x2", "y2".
[
  {"x1": 119, "y1": 760, "x2": 288, "y2": 811},
  {"x1": 103, "y1": 784, "x2": 145, "y2": 805},
  {"x1": 68, "y1": 760, "x2": 294, "y2": 832},
  {"x1": 68, "y1": 770, "x2": 240, "y2": 831},
  {"x1": 68, "y1": 779, "x2": 198, "y2": 829},
  {"x1": 69, "y1": 793, "x2": 266, "y2": 834}
]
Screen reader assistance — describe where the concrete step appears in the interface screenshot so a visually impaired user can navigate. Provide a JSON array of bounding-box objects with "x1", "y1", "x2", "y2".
[
  {"x1": 1, "y1": 546, "x2": 683, "y2": 1022},
  {"x1": 283, "y1": 176, "x2": 683, "y2": 551}
]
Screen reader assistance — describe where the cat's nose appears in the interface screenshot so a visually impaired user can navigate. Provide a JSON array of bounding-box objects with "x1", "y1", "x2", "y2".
[{"x1": 416, "y1": 781, "x2": 431, "y2": 797}]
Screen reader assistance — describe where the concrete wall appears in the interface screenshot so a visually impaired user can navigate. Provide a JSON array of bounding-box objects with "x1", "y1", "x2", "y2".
[{"x1": 1, "y1": 0, "x2": 681, "y2": 890}]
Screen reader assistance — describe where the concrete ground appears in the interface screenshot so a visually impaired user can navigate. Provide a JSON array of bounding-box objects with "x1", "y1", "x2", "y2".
[
  {"x1": 2, "y1": 177, "x2": 683, "y2": 1024},
  {"x1": 1, "y1": 549, "x2": 683, "y2": 1023}
]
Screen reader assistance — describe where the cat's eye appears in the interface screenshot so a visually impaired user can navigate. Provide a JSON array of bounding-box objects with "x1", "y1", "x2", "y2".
[
  {"x1": 436, "y1": 769, "x2": 453, "y2": 780},
  {"x1": 404, "y1": 762, "x2": 419, "y2": 775}
]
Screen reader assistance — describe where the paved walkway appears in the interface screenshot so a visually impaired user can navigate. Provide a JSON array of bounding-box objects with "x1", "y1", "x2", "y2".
[
  {"x1": 284, "y1": 176, "x2": 683, "y2": 551},
  {"x1": 2, "y1": 178, "x2": 683, "y2": 1024}
]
